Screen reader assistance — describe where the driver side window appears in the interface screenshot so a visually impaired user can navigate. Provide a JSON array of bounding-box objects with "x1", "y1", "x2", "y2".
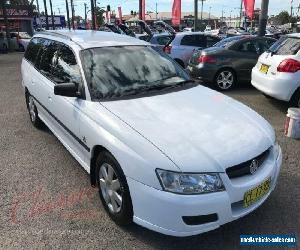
[
  {"x1": 238, "y1": 41, "x2": 259, "y2": 54},
  {"x1": 52, "y1": 45, "x2": 82, "y2": 85}
]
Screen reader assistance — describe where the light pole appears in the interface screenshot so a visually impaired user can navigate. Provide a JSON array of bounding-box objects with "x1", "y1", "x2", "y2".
[
  {"x1": 194, "y1": 0, "x2": 198, "y2": 31},
  {"x1": 49, "y1": 0, "x2": 55, "y2": 30},
  {"x1": 65, "y1": 0, "x2": 71, "y2": 29},
  {"x1": 200, "y1": 0, "x2": 206, "y2": 22},
  {"x1": 258, "y1": 0, "x2": 269, "y2": 36},
  {"x1": 42, "y1": 0, "x2": 49, "y2": 30}
]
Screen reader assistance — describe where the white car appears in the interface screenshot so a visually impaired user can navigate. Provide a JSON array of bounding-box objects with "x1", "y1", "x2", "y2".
[
  {"x1": 21, "y1": 30, "x2": 282, "y2": 237},
  {"x1": 252, "y1": 34, "x2": 300, "y2": 107}
]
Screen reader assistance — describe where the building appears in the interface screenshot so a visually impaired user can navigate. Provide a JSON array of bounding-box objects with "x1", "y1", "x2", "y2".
[{"x1": 0, "y1": 3, "x2": 33, "y2": 34}]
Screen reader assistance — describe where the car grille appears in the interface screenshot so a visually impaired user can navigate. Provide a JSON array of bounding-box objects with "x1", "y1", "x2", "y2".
[{"x1": 226, "y1": 148, "x2": 271, "y2": 179}]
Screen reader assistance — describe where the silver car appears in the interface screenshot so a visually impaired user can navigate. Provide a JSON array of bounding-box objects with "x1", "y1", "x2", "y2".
[{"x1": 164, "y1": 32, "x2": 221, "y2": 68}]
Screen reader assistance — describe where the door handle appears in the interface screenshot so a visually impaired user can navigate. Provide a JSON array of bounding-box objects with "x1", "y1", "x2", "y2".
[{"x1": 48, "y1": 95, "x2": 52, "y2": 101}]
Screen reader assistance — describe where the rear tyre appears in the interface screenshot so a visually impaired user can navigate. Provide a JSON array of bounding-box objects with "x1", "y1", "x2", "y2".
[
  {"x1": 95, "y1": 151, "x2": 133, "y2": 226},
  {"x1": 2, "y1": 43, "x2": 8, "y2": 53},
  {"x1": 214, "y1": 69, "x2": 236, "y2": 91},
  {"x1": 290, "y1": 89, "x2": 300, "y2": 108},
  {"x1": 25, "y1": 92, "x2": 44, "y2": 128}
]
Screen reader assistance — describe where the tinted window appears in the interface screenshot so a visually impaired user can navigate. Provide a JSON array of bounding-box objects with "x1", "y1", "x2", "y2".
[
  {"x1": 237, "y1": 40, "x2": 259, "y2": 54},
  {"x1": 206, "y1": 36, "x2": 221, "y2": 47},
  {"x1": 258, "y1": 39, "x2": 276, "y2": 54},
  {"x1": 81, "y1": 46, "x2": 190, "y2": 100},
  {"x1": 181, "y1": 35, "x2": 205, "y2": 47},
  {"x1": 269, "y1": 36, "x2": 300, "y2": 55},
  {"x1": 52, "y1": 45, "x2": 82, "y2": 84},
  {"x1": 24, "y1": 38, "x2": 42, "y2": 64},
  {"x1": 156, "y1": 36, "x2": 172, "y2": 45},
  {"x1": 38, "y1": 39, "x2": 60, "y2": 78},
  {"x1": 213, "y1": 36, "x2": 243, "y2": 48}
]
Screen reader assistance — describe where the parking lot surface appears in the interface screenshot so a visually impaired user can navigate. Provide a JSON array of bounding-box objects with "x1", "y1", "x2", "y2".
[{"x1": 0, "y1": 53, "x2": 299, "y2": 249}]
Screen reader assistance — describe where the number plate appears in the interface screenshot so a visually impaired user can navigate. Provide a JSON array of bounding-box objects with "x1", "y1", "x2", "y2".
[
  {"x1": 243, "y1": 178, "x2": 271, "y2": 208},
  {"x1": 260, "y1": 64, "x2": 269, "y2": 74}
]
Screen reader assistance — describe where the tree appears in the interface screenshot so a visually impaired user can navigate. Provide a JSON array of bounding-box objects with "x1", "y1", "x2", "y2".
[
  {"x1": 95, "y1": 7, "x2": 105, "y2": 27},
  {"x1": 273, "y1": 11, "x2": 296, "y2": 25}
]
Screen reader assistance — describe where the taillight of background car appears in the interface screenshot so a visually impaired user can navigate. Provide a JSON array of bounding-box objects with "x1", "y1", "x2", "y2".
[
  {"x1": 163, "y1": 45, "x2": 172, "y2": 54},
  {"x1": 277, "y1": 58, "x2": 300, "y2": 73},
  {"x1": 197, "y1": 55, "x2": 217, "y2": 64}
]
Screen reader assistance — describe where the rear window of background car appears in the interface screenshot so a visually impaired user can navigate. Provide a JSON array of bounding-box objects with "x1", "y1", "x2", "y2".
[
  {"x1": 269, "y1": 36, "x2": 300, "y2": 55},
  {"x1": 180, "y1": 35, "x2": 206, "y2": 47}
]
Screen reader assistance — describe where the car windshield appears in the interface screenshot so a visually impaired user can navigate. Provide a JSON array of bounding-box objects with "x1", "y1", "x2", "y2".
[
  {"x1": 81, "y1": 46, "x2": 192, "y2": 101},
  {"x1": 213, "y1": 36, "x2": 243, "y2": 48},
  {"x1": 268, "y1": 36, "x2": 300, "y2": 55}
]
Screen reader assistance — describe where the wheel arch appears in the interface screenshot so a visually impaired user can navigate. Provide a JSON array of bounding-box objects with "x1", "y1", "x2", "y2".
[{"x1": 90, "y1": 145, "x2": 112, "y2": 187}]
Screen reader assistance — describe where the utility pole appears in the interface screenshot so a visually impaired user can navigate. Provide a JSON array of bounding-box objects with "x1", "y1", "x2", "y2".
[
  {"x1": 70, "y1": 0, "x2": 75, "y2": 29},
  {"x1": 57, "y1": 8, "x2": 61, "y2": 14},
  {"x1": 90, "y1": 0, "x2": 95, "y2": 30},
  {"x1": 291, "y1": 0, "x2": 294, "y2": 17},
  {"x1": 36, "y1": 0, "x2": 40, "y2": 16},
  {"x1": 84, "y1": 3, "x2": 87, "y2": 26},
  {"x1": 194, "y1": 0, "x2": 198, "y2": 31},
  {"x1": 42, "y1": 0, "x2": 49, "y2": 30},
  {"x1": 156, "y1": 2, "x2": 158, "y2": 20},
  {"x1": 139, "y1": 0, "x2": 142, "y2": 20},
  {"x1": 1, "y1": 0, "x2": 11, "y2": 51},
  {"x1": 209, "y1": 6, "x2": 211, "y2": 21},
  {"x1": 239, "y1": 0, "x2": 243, "y2": 27},
  {"x1": 258, "y1": 0, "x2": 269, "y2": 36},
  {"x1": 65, "y1": 0, "x2": 71, "y2": 29},
  {"x1": 200, "y1": 0, "x2": 205, "y2": 22},
  {"x1": 49, "y1": 0, "x2": 55, "y2": 30}
]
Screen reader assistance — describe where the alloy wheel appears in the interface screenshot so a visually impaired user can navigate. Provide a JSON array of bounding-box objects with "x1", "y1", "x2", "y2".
[
  {"x1": 216, "y1": 71, "x2": 234, "y2": 90},
  {"x1": 28, "y1": 96, "x2": 36, "y2": 122},
  {"x1": 99, "y1": 163, "x2": 122, "y2": 214}
]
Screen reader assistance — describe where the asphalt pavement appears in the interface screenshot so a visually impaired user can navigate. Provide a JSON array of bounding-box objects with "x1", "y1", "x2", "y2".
[{"x1": 0, "y1": 53, "x2": 299, "y2": 250}]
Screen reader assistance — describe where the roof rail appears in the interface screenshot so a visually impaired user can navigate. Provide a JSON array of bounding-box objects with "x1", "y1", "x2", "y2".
[
  {"x1": 36, "y1": 30, "x2": 83, "y2": 48},
  {"x1": 38, "y1": 30, "x2": 72, "y2": 40}
]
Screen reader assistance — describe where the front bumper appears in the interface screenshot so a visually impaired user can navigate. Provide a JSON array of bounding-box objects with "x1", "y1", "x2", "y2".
[{"x1": 127, "y1": 146, "x2": 282, "y2": 237}]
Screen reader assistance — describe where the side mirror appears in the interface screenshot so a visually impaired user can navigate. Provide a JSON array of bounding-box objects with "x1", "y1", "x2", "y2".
[{"x1": 54, "y1": 82, "x2": 80, "y2": 97}]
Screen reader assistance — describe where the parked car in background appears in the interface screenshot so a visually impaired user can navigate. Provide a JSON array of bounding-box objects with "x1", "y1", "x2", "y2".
[
  {"x1": 10, "y1": 32, "x2": 32, "y2": 51},
  {"x1": 188, "y1": 36, "x2": 276, "y2": 90},
  {"x1": 252, "y1": 34, "x2": 300, "y2": 107},
  {"x1": 0, "y1": 32, "x2": 8, "y2": 53},
  {"x1": 164, "y1": 32, "x2": 221, "y2": 67}
]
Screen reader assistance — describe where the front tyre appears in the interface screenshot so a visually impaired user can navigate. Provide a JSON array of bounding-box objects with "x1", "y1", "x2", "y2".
[
  {"x1": 215, "y1": 69, "x2": 236, "y2": 91},
  {"x1": 95, "y1": 151, "x2": 133, "y2": 225},
  {"x1": 25, "y1": 92, "x2": 44, "y2": 128}
]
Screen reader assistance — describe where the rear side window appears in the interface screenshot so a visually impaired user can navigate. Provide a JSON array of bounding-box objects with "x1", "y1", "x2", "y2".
[
  {"x1": 206, "y1": 36, "x2": 221, "y2": 47},
  {"x1": 181, "y1": 35, "x2": 206, "y2": 47},
  {"x1": 269, "y1": 37, "x2": 300, "y2": 55},
  {"x1": 156, "y1": 36, "x2": 172, "y2": 45},
  {"x1": 24, "y1": 38, "x2": 42, "y2": 64},
  {"x1": 237, "y1": 40, "x2": 259, "y2": 54}
]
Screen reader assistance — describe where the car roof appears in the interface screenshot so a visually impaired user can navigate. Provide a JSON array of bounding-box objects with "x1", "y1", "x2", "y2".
[
  {"x1": 287, "y1": 33, "x2": 300, "y2": 38},
  {"x1": 34, "y1": 30, "x2": 149, "y2": 49}
]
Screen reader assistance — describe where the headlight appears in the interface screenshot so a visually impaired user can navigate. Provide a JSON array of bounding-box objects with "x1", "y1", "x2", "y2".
[{"x1": 156, "y1": 169, "x2": 225, "y2": 194}]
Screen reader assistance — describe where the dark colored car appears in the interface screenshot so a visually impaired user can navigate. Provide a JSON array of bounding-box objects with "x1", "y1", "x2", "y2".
[{"x1": 187, "y1": 36, "x2": 276, "y2": 90}]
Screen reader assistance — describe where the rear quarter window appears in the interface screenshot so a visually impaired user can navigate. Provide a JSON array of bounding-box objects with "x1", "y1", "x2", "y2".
[{"x1": 269, "y1": 36, "x2": 300, "y2": 55}]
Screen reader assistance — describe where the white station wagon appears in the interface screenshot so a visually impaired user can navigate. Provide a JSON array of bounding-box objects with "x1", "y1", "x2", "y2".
[{"x1": 21, "y1": 30, "x2": 282, "y2": 237}]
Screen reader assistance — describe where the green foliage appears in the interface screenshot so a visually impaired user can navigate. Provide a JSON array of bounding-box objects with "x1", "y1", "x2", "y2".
[
  {"x1": 274, "y1": 11, "x2": 296, "y2": 25},
  {"x1": 95, "y1": 7, "x2": 105, "y2": 27}
]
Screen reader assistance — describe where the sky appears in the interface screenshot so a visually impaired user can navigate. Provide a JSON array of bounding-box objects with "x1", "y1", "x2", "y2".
[{"x1": 41, "y1": 0, "x2": 297, "y2": 20}]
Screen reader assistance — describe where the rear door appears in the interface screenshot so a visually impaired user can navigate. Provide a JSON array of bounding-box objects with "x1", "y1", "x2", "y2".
[{"x1": 233, "y1": 39, "x2": 261, "y2": 81}]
